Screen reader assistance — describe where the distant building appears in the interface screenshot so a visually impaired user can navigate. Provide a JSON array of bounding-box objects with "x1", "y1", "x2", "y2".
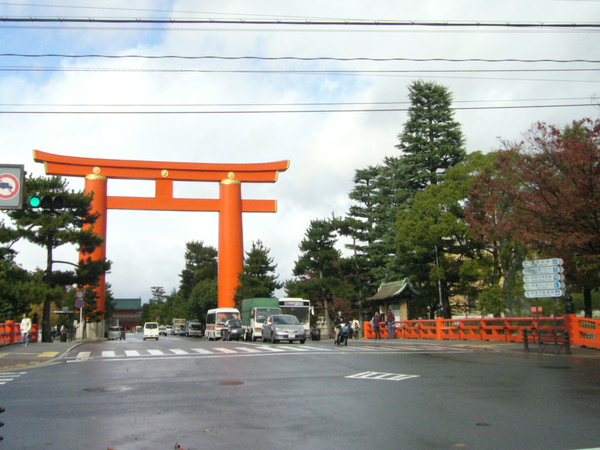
[
  {"x1": 366, "y1": 279, "x2": 419, "y2": 321},
  {"x1": 112, "y1": 298, "x2": 142, "y2": 332}
]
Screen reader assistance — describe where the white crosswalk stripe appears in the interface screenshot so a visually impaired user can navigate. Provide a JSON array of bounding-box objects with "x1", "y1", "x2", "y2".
[
  {"x1": 191, "y1": 348, "x2": 212, "y2": 354},
  {"x1": 213, "y1": 347, "x2": 237, "y2": 354},
  {"x1": 234, "y1": 347, "x2": 262, "y2": 353},
  {"x1": 345, "y1": 371, "x2": 420, "y2": 381},
  {"x1": 147, "y1": 349, "x2": 165, "y2": 356},
  {"x1": 65, "y1": 341, "x2": 467, "y2": 362},
  {"x1": 0, "y1": 371, "x2": 27, "y2": 385},
  {"x1": 169, "y1": 349, "x2": 190, "y2": 355}
]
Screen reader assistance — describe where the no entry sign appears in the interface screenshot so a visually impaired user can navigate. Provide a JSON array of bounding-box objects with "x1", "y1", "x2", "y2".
[{"x1": 0, "y1": 165, "x2": 25, "y2": 209}]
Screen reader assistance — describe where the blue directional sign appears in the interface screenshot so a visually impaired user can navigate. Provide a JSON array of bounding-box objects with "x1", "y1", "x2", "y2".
[
  {"x1": 523, "y1": 274, "x2": 564, "y2": 283},
  {"x1": 523, "y1": 266, "x2": 564, "y2": 276},
  {"x1": 524, "y1": 281, "x2": 566, "y2": 291},
  {"x1": 525, "y1": 289, "x2": 565, "y2": 298},
  {"x1": 522, "y1": 258, "x2": 563, "y2": 268},
  {"x1": 523, "y1": 258, "x2": 565, "y2": 298}
]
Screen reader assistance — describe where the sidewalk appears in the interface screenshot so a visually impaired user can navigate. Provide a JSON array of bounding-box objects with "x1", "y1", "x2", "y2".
[{"x1": 0, "y1": 339, "x2": 84, "y2": 372}]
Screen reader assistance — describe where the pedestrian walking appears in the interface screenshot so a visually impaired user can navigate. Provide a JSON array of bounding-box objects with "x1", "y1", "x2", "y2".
[
  {"x1": 386, "y1": 308, "x2": 396, "y2": 339},
  {"x1": 352, "y1": 318, "x2": 360, "y2": 339},
  {"x1": 20, "y1": 313, "x2": 32, "y2": 346},
  {"x1": 372, "y1": 312, "x2": 381, "y2": 340}
]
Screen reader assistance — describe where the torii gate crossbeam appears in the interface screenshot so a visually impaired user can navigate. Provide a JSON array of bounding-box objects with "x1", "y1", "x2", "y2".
[{"x1": 33, "y1": 150, "x2": 289, "y2": 312}]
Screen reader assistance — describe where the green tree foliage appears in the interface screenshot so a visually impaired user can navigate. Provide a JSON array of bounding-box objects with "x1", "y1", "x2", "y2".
[
  {"x1": 0, "y1": 221, "x2": 31, "y2": 319},
  {"x1": 235, "y1": 240, "x2": 282, "y2": 304},
  {"x1": 466, "y1": 119, "x2": 600, "y2": 317},
  {"x1": 396, "y1": 152, "x2": 491, "y2": 318},
  {"x1": 6, "y1": 175, "x2": 110, "y2": 341},
  {"x1": 286, "y1": 218, "x2": 349, "y2": 332},
  {"x1": 396, "y1": 79, "x2": 466, "y2": 190},
  {"x1": 173, "y1": 241, "x2": 218, "y2": 322},
  {"x1": 178, "y1": 241, "x2": 218, "y2": 300},
  {"x1": 346, "y1": 80, "x2": 467, "y2": 295}
]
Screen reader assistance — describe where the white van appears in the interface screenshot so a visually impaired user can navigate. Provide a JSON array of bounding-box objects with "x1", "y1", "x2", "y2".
[
  {"x1": 143, "y1": 322, "x2": 159, "y2": 341},
  {"x1": 205, "y1": 308, "x2": 240, "y2": 340}
]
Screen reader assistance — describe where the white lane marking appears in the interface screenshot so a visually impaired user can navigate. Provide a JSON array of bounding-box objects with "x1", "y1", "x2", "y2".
[
  {"x1": 234, "y1": 347, "x2": 261, "y2": 353},
  {"x1": 147, "y1": 349, "x2": 165, "y2": 356},
  {"x1": 191, "y1": 348, "x2": 212, "y2": 354},
  {"x1": 213, "y1": 347, "x2": 237, "y2": 354},
  {"x1": 169, "y1": 349, "x2": 189, "y2": 355},
  {"x1": 345, "y1": 371, "x2": 420, "y2": 381},
  {"x1": 125, "y1": 350, "x2": 140, "y2": 357},
  {"x1": 253, "y1": 345, "x2": 286, "y2": 352},
  {"x1": 0, "y1": 371, "x2": 27, "y2": 385},
  {"x1": 102, "y1": 351, "x2": 116, "y2": 357},
  {"x1": 76, "y1": 351, "x2": 91, "y2": 359}
]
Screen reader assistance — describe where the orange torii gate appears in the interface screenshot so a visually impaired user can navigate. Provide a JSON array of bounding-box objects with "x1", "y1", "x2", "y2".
[{"x1": 33, "y1": 150, "x2": 289, "y2": 312}]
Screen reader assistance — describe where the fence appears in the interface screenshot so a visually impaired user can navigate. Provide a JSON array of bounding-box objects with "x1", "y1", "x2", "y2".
[
  {"x1": 363, "y1": 314, "x2": 600, "y2": 350},
  {"x1": 0, "y1": 320, "x2": 39, "y2": 347}
]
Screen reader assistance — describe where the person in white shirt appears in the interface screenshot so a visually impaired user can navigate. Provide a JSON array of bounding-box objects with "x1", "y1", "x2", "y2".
[{"x1": 20, "y1": 313, "x2": 32, "y2": 346}]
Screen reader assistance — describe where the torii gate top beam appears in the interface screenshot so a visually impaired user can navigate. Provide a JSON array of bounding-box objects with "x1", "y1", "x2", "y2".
[{"x1": 33, "y1": 150, "x2": 290, "y2": 183}]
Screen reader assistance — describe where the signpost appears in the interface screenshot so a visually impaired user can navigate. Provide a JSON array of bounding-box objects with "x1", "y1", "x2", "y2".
[
  {"x1": 523, "y1": 258, "x2": 565, "y2": 331},
  {"x1": 523, "y1": 258, "x2": 565, "y2": 297}
]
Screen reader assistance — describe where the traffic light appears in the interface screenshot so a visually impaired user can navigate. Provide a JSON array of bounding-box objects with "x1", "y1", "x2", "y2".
[{"x1": 27, "y1": 195, "x2": 66, "y2": 210}]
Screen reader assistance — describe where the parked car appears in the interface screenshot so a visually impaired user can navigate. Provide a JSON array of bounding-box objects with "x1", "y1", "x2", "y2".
[
  {"x1": 158, "y1": 326, "x2": 167, "y2": 336},
  {"x1": 107, "y1": 326, "x2": 124, "y2": 341},
  {"x1": 221, "y1": 319, "x2": 245, "y2": 341},
  {"x1": 143, "y1": 322, "x2": 159, "y2": 341},
  {"x1": 262, "y1": 314, "x2": 306, "y2": 344}
]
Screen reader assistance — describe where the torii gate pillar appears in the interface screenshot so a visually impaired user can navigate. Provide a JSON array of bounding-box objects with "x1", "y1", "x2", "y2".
[
  {"x1": 33, "y1": 151, "x2": 289, "y2": 314},
  {"x1": 219, "y1": 177, "x2": 243, "y2": 308}
]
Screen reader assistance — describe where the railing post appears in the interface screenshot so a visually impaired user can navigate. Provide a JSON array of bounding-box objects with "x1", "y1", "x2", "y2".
[{"x1": 6, "y1": 320, "x2": 15, "y2": 345}]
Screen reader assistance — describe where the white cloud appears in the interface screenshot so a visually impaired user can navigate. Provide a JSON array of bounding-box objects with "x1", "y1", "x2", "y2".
[{"x1": 0, "y1": 1, "x2": 598, "y2": 302}]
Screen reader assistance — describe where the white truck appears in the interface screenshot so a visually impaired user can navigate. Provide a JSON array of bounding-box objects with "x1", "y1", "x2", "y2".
[
  {"x1": 172, "y1": 318, "x2": 186, "y2": 336},
  {"x1": 241, "y1": 298, "x2": 282, "y2": 341},
  {"x1": 186, "y1": 320, "x2": 203, "y2": 337}
]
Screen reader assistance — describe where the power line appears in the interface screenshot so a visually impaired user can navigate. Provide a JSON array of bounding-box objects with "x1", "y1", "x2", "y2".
[
  {"x1": 1, "y1": 17, "x2": 600, "y2": 29},
  {"x1": 0, "y1": 103, "x2": 594, "y2": 115},
  {"x1": 1, "y1": 66, "x2": 598, "y2": 74},
  {"x1": 1, "y1": 54, "x2": 599, "y2": 64},
  {"x1": 0, "y1": 97, "x2": 591, "y2": 108}
]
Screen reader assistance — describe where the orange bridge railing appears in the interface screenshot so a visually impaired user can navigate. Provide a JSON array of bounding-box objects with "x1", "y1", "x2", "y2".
[{"x1": 364, "y1": 314, "x2": 600, "y2": 350}]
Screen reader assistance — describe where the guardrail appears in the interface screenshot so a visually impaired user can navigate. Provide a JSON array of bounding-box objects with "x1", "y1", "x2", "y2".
[
  {"x1": 363, "y1": 314, "x2": 600, "y2": 350},
  {"x1": 0, "y1": 320, "x2": 39, "y2": 347}
]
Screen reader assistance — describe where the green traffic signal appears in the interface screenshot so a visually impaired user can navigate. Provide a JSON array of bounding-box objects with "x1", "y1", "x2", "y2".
[
  {"x1": 28, "y1": 195, "x2": 41, "y2": 208},
  {"x1": 27, "y1": 195, "x2": 66, "y2": 209}
]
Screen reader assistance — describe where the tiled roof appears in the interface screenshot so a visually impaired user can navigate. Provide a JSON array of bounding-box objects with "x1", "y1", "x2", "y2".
[{"x1": 367, "y1": 279, "x2": 419, "y2": 301}]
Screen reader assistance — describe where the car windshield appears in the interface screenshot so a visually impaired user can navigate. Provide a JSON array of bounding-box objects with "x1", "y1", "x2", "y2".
[
  {"x1": 216, "y1": 312, "x2": 240, "y2": 325},
  {"x1": 145, "y1": 323, "x2": 158, "y2": 329},
  {"x1": 108, "y1": 327, "x2": 119, "y2": 332},
  {"x1": 255, "y1": 308, "x2": 282, "y2": 323},
  {"x1": 273, "y1": 315, "x2": 300, "y2": 325},
  {"x1": 228, "y1": 320, "x2": 242, "y2": 327}
]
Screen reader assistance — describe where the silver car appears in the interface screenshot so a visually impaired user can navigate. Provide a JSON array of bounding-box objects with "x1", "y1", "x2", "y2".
[{"x1": 262, "y1": 314, "x2": 306, "y2": 344}]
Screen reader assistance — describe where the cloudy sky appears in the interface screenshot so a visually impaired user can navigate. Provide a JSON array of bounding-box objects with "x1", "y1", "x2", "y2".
[{"x1": 0, "y1": 1, "x2": 598, "y2": 302}]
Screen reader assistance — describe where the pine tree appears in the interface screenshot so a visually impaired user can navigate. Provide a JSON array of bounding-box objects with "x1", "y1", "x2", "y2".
[
  {"x1": 397, "y1": 80, "x2": 466, "y2": 190},
  {"x1": 235, "y1": 240, "x2": 282, "y2": 302},
  {"x1": 7, "y1": 175, "x2": 109, "y2": 341}
]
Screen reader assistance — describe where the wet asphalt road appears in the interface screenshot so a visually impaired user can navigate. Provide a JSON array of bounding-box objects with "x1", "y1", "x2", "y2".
[{"x1": 1, "y1": 334, "x2": 599, "y2": 449}]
